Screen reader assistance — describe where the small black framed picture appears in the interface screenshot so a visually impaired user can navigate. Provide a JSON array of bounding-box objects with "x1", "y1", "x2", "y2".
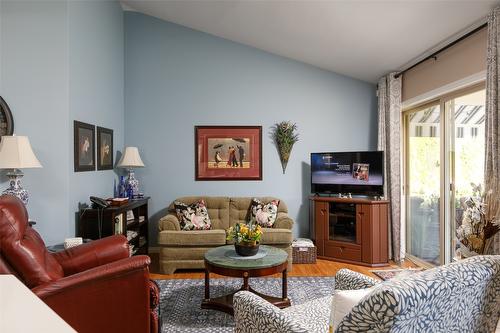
[
  {"x1": 74, "y1": 121, "x2": 96, "y2": 172},
  {"x1": 97, "y1": 126, "x2": 113, "y2": 170}
]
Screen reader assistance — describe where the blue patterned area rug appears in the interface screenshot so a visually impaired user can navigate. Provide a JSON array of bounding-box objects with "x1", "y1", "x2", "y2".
[{"x1": 155, "y1": 276, "x2": 335, "y2": 333}]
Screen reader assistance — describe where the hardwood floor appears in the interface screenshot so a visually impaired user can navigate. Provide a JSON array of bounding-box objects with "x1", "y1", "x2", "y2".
[{"x1": 148, "y1": 252, "x2": 418, "y2": 280}]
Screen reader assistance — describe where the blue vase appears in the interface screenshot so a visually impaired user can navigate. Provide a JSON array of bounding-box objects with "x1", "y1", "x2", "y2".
[{"x1": 118, "y1": 176, "x2": 127, "y2": 198}]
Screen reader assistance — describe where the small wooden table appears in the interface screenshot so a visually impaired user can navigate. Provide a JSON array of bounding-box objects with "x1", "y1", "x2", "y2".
[{"x1": 202, "y1": 245, "x2": 290, "y2": 315}]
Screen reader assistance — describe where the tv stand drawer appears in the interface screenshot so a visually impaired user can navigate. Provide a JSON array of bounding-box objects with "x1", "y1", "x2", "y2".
[{"x1": 324, "y1": 244, "x2": 361, "y2": 262}]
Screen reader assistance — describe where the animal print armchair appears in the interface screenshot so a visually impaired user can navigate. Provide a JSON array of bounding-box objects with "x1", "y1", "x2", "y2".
[{"x1": 234, "y1": 255, "x2": 500, "y2": 333}]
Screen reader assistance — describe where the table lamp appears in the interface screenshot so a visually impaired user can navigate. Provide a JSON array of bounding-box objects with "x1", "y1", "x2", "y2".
[
  {"x1": 0, "y1": 136, "x2": 42, "y2": 205},
  {"x1": 117, "y1": 147, "x2": 145, "y2": 198}
]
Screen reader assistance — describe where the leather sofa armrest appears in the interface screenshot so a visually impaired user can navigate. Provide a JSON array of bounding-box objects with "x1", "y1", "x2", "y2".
[
  {"x1": 33, "y1": 255, "x2": 151, "y2": 298},
  {"x1": 274, "y1": 212, "x2": 294, "y2": 229},
  {"x1": 33, "y1": 256, "x2": 152, "y2": 333},
  {"x1": 159, "y1": 213, "x2": 181, "y2": 231},
  {"x1": 51, "y1": 235, "x2": 129, "y2": 276}
]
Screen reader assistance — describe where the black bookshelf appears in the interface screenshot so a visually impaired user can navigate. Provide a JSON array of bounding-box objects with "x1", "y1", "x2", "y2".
[{"x1": 78, "y1": 197, "x2": 150, "y2": 255}]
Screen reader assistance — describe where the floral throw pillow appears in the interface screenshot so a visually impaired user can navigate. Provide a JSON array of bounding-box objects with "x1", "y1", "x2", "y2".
[
  {"x1": 174, "y1": 200, "x2": 212, "y2": 231},
  {"x1": 249, "y1": 198, "x2": 280, "y2": 227}
]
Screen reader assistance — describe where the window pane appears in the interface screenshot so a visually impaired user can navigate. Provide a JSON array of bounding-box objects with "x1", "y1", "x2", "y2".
[
  {"x1": 451, "y1": 89, "x2": 485, "y2": 261},
  {"x1": 407, "y1": 105, "x2": 441, "y2": 265}
]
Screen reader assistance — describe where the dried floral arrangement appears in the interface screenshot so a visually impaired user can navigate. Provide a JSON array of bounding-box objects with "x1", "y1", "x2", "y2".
[
  {"x1": 456, "y1": 183, "x2": 500, "y2": 255},
  {"x1": 271, "y1": 121, "x2": 299, "y2": 174}
]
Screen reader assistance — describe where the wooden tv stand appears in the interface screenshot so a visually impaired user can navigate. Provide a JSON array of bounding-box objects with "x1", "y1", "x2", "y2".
[{"x1": 310, "y1": 196, "x2": 389, "y2": 267}]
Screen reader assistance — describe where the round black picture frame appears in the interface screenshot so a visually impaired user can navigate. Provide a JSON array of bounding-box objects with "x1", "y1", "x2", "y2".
[{"x1": 0, "y1": 96, "x2": 14, "y2": 140}]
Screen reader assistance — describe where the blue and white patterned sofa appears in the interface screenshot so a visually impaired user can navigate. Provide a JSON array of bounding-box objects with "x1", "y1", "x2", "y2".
[{"x1": 234, "y1": 255, "x2": 500, "y2": 333}]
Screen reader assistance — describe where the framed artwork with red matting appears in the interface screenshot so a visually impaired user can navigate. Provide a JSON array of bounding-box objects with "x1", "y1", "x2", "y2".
[{"x1": 195, "y1": 126, "x2": 262, "y2": 181}]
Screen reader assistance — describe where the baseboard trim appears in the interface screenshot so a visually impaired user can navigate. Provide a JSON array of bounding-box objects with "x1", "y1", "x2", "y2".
[{"x1": 405, "y1": 253, "x2": 435, "y2": 269}]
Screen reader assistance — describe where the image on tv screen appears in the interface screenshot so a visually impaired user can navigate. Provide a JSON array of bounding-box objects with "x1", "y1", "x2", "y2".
[{"x1": 311, "y1": 152, "x2": 383, "y2": 186}]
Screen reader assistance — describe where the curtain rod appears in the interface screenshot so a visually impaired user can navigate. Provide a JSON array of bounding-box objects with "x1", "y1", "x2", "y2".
[{"x1": 394, "y1": 22, "x2": 487, "y2": 79}]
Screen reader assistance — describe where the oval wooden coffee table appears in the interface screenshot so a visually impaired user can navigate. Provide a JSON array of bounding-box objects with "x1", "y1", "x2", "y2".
[{"x1": 201, "y1": 245, "x2": 291, "y2": 315}]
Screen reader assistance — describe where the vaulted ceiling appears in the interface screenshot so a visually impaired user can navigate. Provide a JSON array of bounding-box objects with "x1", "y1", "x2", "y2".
[{"x1": 122, "y1": 0, "x2": 499, "y2": 83}]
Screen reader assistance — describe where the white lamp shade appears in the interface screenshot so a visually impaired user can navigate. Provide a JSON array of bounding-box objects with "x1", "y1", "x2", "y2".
[
  {"x1": 117, "y1": 147, "x2": 145, "y2": 168},
  {"x1": 0, "y1": 136, "x2": 42, "y2": 169}
]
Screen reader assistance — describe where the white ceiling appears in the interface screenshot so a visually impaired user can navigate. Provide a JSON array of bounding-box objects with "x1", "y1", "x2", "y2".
[{"x1": 121, "y1": 0, "x2": 499, "y2": 83}]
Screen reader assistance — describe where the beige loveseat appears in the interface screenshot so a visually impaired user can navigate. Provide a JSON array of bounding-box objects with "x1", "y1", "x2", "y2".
[{"x1": 158, "y1": 196, "x2": 294, "y2": 274}]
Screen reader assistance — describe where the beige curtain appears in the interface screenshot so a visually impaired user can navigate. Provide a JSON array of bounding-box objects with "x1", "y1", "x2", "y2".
[
  {"x1": 486, "y1": 8, "x2": 500, "y2": 254},
  {"x1": 377, "y1": 73, "x2": 404, "y2": 262}
]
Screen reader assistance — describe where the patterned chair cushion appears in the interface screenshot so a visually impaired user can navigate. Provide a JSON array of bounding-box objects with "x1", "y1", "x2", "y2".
[
  {"x1": 282, "y1": 295, "x2": 332, "y2": 332},
  {"x1": 174, "y1": 199, "x2": 212, "y2": 230},
  {"x1": 249, "y1": 198, "x2": 280, "y2": 227},
  {"x1": 234, "y1": 291, "x2": 308, "y2": 333}
]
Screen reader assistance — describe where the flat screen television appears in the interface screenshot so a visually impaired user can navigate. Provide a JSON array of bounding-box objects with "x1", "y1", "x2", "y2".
[{"x1": 311, "y1": 151, "x2": 384, "y2": 196}]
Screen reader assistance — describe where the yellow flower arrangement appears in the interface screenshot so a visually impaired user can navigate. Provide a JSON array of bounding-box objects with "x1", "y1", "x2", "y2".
[{"x1": 226, "y1": 221, "x2": 263, "y2": 244}]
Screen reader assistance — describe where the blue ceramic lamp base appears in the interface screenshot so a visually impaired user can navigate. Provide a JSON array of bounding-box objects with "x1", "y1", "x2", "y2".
[
  {"x1": 125, "y1": 169, "x2": 140, "y2": 198},
  {"x1": 2, "y1": 169, "x2": 29, "y2": 205}
]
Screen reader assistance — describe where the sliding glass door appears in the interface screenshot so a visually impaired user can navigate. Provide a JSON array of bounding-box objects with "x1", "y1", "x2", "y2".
[
  {"x1": 405, "y1": 84, "x2": 485, "y2": 266},
  {"x1": 406, "y1": 103, "x2": 441, "y2": 265},
  {"x1": 448, "y1": 89, "x2": 486, "y2": 262}
]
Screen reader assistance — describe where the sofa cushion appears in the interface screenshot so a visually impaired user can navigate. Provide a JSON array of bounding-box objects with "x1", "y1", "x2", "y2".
[
  {"x1": 260, "y1": 228, "x2": 292, "y2": 244},
  {"x1": 274, "y1": 212, "x2": 294, "y2": 229},
  {"x1": 249, "y1": 198, "x2": 280, "y2": 227},
  {"x1": 174, "y1": 199, "x2": 212, "y2": 230},
  {"x1": 169, "y1": 197, "x2": 230, "y2": 230},
  {"x1": 159, "y1": 246, "x2": 217, "y2": 261},
  {"x1": 158, "y1": 230, "x2": 227, "y2": 246}
]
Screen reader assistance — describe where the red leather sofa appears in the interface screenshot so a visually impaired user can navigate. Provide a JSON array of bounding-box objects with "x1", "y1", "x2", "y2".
[{"x1": 0, "y1": 195, "x2": 159, "y2": 333}]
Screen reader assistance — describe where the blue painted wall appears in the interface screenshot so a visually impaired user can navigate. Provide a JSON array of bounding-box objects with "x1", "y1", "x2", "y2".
[
  {"x1": 0, "y1": 1, "x2": 124, "y2": 244},
  {"x1": 68, "y1": 1, "x2": 125, "y2": 226},
  {"x1": 0, "y1": 5, "x2": 377, "y2": 247},
  {"x1": 1, "y1": 1, "x2": 70, "y2": 245},
  {"x1": 124, "y1": 12, "x2": 378, "y2": 246}
]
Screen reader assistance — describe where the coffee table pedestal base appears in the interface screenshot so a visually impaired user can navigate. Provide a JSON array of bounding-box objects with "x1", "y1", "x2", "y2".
[
  {"x1": 202, "y1": 286, "x2": 290, "y2": 315},
  {"x1": 202, "y1": 258, "x2": 290, "y2": 316}
]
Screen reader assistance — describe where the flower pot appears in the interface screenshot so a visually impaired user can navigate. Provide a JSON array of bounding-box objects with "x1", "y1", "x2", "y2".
[{"x1": 235, "y1": 241, "x2": 260, "y2": 256}]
